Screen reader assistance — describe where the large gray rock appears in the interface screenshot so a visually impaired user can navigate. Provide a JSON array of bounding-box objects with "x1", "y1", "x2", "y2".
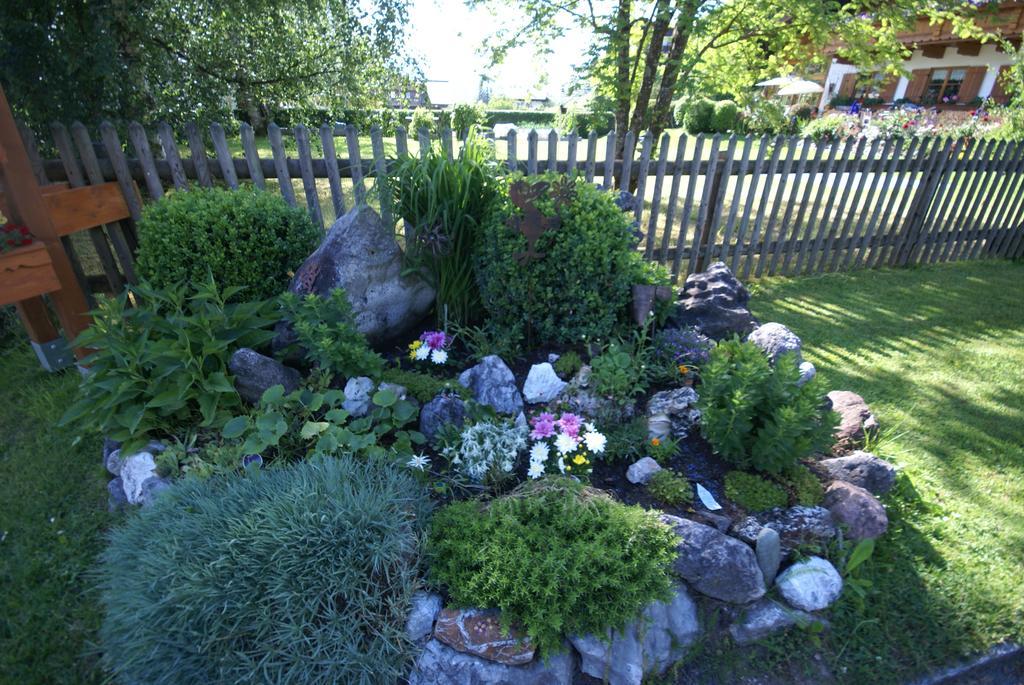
[
  {"x1": 104, "y1": 448, "x2": 125, "y2": 477},
  {"x1": 819, "y1": 451, "x2": 897, "y2": 495},
  {"x1": 459, "y1": 356, "x2": 524, "y2": 416},
  {"x1": 626, "y1": 457, "x2": 662, "y2": 485},
  {"x1": 728, "y1": 598, "x2": 825, "y2": 645},
  {"x1": 660, "y1": 515, "x2": 766, "y2": 604},
  {"x1": 406, "y1": 592, "x2": 445, "y2": 643},
  {"x1": 420, "y1": 393, "x2": 466, "y2": 444},
  {"x1": 107, "y1": 477, "x2": 129, "y2": 512},
  {"x1": 733, "y1": 506, "x2": 838, "y2": 554},
  {"x1": 522, "y1": 363, "x2": 567, "y2": 404},
  {"x1": 827, "y1": 390, "x2": 879, "y2": 450},
  {"x1": 756, "y1": 527, "x2": 782, "y2": 586},
  {"x1": 748, "y1": 322, "x2": 803, "y2": 365},
  {"x1": 120, "y1": 451, "x2": 159, "y2": 505},
  {"x1": 646, "y1": 387, "x2": 701, "y2": 440},
  {"x1": 408, "y1": 639, "x2": 574, "y2": 685},
  {"x1": 229, "y1": 348, "x2": 301, "y2": 405},
  {"x1": 570, "y1": 584, "x2": 699, "y2": 685},
  {"x1": 281, "y1": 205, "x2": 434, "y2": 344},
  {"x1": 139, "y1": 476, "x2": 172, "y2": 507},
  {"x1": 776, "y1": 556, "x2": 843, "y2": 612},
  {"x1": 668, "y1": 262, "x2": 756, "y2": 340},
  {"x1": 824, "y1": 481, "x2": 889, "y2": 540},
  {"x1": 342, "y1": 376, "x2": 375, "y2": 418}
]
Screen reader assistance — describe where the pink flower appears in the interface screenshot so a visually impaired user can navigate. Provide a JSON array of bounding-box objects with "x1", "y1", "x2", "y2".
[
  {"x1": 556, "y1": 413, "x2": 582, "y2": 439},
  {"x1": 530, "y1": 412, "x2": 556, "y2": 440}
]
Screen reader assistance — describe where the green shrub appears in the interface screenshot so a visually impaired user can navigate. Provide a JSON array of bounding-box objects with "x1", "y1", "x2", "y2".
[
  {"x1": 427, "y1": 479, "x2": 676, "y2": 654},
  {"x1": 380, "y1": 367, "x2": 469, "y2": 403},
  {"x1": 802, "y1": 114, "x2": 851, "y2": 142},
  {"x1": 475, "y1": 175, "x2": 653, "y2": 346},
  {"x1": 386, "y1": 133, "x2": 502, "y2": 324},
  {"x1": 697, "y1": 339, "x2": 836, "y2": 475},
  {"x1": 553, "y1": 351, "x2": 583, "y2": 380},
  {"x1": 97, "y1": 457, "x2": 432, "y2": 685},
  {"x1": 647, "y1": 470, "x2": 693, "y2": 507},
  {"x1": 725, "y1": 470, "x2": 787, "y2": 511},
  {"x1": 786, "y1": 464, "x2": 825, "y2": 506},
  {"x1": 60, "y1": 276, "x2": 277, "y2": 453},
  {"x1": 279, "y1": 289, "x2": 384, "y2": 380},
  {"x1": 602, "y1": 416, "x2": 649, "y2": 463},
  {"x1": 410, "y1": 107, "x2": 436, "y2": 134},
  {"x1": 742, "y1": 99, "x2": 792, "y2": 135},
  {"x1": 684, "y1": 98, "x2": 716, "y2": 134},
  {"x1": 136, "y1": 187, "x2": 320, "y2": 301},
  {"x1": 553, "y1": 109, "x2": 614, "y2": 137},
  {"x1": 673, "y1": 100, "x2": 689, "y2": 128},
  {"x1": 712, "y1": 100, "x2": 740, "y2": 133},
  {"x1": 591, "y1": 340, "x2": 648, "y2": 406},
  {"x1": 647, "y1": 435, "x2": 678, "y2": 464},
  {"x1": 451, "y1": 102, "x2": 486, "y2": 136}
]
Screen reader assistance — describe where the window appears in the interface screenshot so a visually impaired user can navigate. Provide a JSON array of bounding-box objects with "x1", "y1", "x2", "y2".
[
  {"x1": 923, "y1": 68, "x2": 966, "y2": 104},
  {"x1": 854, "y1": 73, "x2": 886, "y2": 100}
]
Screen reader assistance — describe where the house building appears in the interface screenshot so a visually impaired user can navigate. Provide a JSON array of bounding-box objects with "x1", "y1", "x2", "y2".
[{"x1": 817, "y1": 2, "x2": 1023, "y2": 110}]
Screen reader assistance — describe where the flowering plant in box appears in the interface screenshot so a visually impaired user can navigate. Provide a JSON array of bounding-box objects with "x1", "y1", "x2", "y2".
[
  {"x1": 409, "y1": 330, "x2": 450, "y2": 365},
  {"x1": 1, "y1": 223, "x2": 33, "y2": 254},
  {"x1": 527, "y1": 411, "x2": 606, "y2": 479}
]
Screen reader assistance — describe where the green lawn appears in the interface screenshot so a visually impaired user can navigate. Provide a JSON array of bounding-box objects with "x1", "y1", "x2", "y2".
[{"x1": 0, "y1": 259, "x2": 1021, "y2": 684}]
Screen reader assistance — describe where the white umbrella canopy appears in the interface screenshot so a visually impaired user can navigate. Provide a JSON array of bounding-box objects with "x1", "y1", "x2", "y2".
[
  {"x1": 777, "y1": 79, "x2": 824, "y2": 96},
  {"x1": 756, "y1": 76, "x2": 795, "y2": 87}
]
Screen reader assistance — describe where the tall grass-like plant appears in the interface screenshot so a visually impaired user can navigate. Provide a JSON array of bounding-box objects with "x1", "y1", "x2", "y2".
[
  {"x1": 96, "y1": 457, "x2": 432, "y2": 685},
  {"x1": 385, "y1": 131, "x2": 502, "y2": 324}
]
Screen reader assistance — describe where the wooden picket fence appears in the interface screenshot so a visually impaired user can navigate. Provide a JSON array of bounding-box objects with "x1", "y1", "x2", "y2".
[{"x1": 19, "y1": 120, "x2": 1024, "y2": 299}]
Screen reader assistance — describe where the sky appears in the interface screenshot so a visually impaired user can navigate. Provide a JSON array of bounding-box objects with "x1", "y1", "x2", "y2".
[{"x1": 405, "y1": 0, "x2": 593, "y2": 103}]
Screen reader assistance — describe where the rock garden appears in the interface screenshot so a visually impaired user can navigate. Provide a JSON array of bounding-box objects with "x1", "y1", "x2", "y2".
[{"x1": 65, "y1": 138, "x2": 900, "y2": 684}]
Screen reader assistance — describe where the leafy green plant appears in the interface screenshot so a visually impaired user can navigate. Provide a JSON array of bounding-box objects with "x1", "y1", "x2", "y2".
[
  {"x1": 785, "y1": 464, "x2": 825, "y2": 506},
  {"x1": 724, "y1": 470, "x2": 788, "y2": 511},
  {"x1": 385, "y1": 132, "x2": 502, "y2": 324},
  {"x1": 427, "y1": 478, "x2": 676, "y2": 654},
  {"x1": 697, "y1": 339, "x2": 836, "y2": 475},
  {"x1": 742, "y1": 99, "x2": 792, "y2": 135},
  {"x1": 475, "y1": 174, "x2": 657, "y2": 346},
  {"x1": 60, "y1": 276, "x2": 277, "y2": 453},
  {"x1": 380, "y1": 367, "x2": 469, "y2": 403},
  {"x1": 601, "y1": 416, "x2": 649, "y2": 463},
  {"x1": 450, "y1": 102, "x2": 486, "y2": 136},
  {"x1": 590, "y1": 339, "x2": 648, "y2": 406},
  {"x1": 647, "y1": 435, "x2": 678, "y2": 464},
  {"x1": 684, "y1": 98, "x2": 716, "y2": 133},
  {"x1": 278, "y1": 289, "x2": 384, "y2": 379},
  {"x1": 135, "y1": 187, "x2": 320, "y2": 301},
  {"x1": 712, "y1": 100, "x2": 739, "y2": 133},
  {"x1": 219, "y1": 383, "x2": 425, "y2": 465},
  {"x1": 648, "y1": 326, "x2": 713, "y2": 384},
  {"x1": 647, "y1": 470, "x2": 693, "y2": 507},
  {"x1": 553, "y1": 350, "x2": 583, "y2": 380},
  {"x1": 802, "y1": 113, "x2": 852, "y2": 142},
  {"x1": 409, "y1": 106, "x2": 436, "y2": 133},
  {"x1": 96, "y1": 457, "x2": 432, "y2": 685},
  {"x1": 448, "y1": 320, "x2": 521, "y2": 363}
]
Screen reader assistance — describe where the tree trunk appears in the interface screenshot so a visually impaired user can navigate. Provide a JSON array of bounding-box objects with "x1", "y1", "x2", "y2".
[
  {"x1": 627, "y1": 0, "x2": 672, "y2": 140},
  {"x1": 611, "y1": 0, "x2": 632, "y2": 168},
  {"x1": 650, "y1": 2, "x2": 699, "y2": 138}
]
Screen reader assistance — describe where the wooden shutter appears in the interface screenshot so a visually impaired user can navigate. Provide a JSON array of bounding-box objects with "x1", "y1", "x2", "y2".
[
  {"x1": 879, "y1": 77, "x2": 899, "y2": 102},
  {"x1": 904, "y1": 69, "x2": 930, "y2": 101},
  {"x1": 958, "y1": 66, "x2": 988, "y2": 101},
  {"x1": 838, "y1": 73, "x2": 858, "y2": 98},
  {"x1": 989, "y1": 66, "x2": 1011, "y2": 103}
]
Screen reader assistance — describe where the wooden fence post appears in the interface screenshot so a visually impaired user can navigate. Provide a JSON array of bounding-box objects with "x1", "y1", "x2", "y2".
[
  {"x1": 694, "y1": 148, "x2": 728, "y2": 273},
  {"x1": 897, "y1": 139, "x2": 951, "y2": 265}
]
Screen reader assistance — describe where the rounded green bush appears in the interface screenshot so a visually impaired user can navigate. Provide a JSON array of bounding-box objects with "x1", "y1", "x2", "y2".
[
  {"x1": 712, "y1": 100, "x2": 739, "y2": 133},
  {"x1": 725, "y1": 470, "x2": 787, "y2": 511},
  {"x1": 410, "y1": 106, "x2": 436, "y2": 134},
  {"x1": 684, "y1": 98, "x2": 716, "y2": 134},
  {"x1": 96, "y1": 457, "x2": 432, "y2": 685},
  {"x1": 475, "y1": 175, "x2": 655, "y2": 346},
  {"x1": 427, "y1": 478, "x2": 677, "y2": 654},
  {"x1": 136, "y1": 187, "x2": 320, "y2": 301}
]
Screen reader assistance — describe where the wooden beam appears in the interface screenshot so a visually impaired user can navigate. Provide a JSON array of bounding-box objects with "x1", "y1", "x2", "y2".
[
  {"x1": 922, "y1": 44, "x2": 947, "y2": 58},
  {"x1": 0, "y1": 85, "x2": 91, "y2": 354},
  {"x1": 0, "y1": 182, "x2": 130, "y2": 237},
  {"x1": 14, "y1": 296, "x2": 59, "y2": 343},
  {"x1": 957, "y1": 40, "x2": 982, "y2": 56},
  {"x1": 0, "y1": 242, "x2": 61, "y2": 305}
]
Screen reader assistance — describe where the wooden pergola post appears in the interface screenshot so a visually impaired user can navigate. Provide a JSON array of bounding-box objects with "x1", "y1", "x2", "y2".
[{"x1": 0, "y1": 84, "x2": 91, "y2": 362}]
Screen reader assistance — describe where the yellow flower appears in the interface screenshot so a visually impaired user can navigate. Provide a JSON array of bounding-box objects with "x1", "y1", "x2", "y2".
[
  {"x1": 573, "y1": 455, "x2": 586, "y2": 465},
  {"x1": 677, "y1": 364, "x2": 690, "y2": 375},
  {"x1": 408, "y1": 340, "x2": 422, "y2": 360}
]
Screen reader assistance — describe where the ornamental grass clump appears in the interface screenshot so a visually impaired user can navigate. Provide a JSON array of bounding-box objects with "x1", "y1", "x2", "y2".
[
  {"x1": 427, "y1": 478, "x2": 677, "y2": 654},
  {"x1": 135, "y1": 187, "x2": 320, "y2": 301},
  {"x1": 96, "y1": 457, "x2": 432, "y2": 685},
  {"x1": 697, "y1": 339, "x2": 837, "y2": 475}
]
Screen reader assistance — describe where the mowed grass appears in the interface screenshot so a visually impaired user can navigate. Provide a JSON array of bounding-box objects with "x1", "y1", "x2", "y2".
[
  {"x1": 0, "y1": 260, "x2": 1021, "y2": 684},
  {"x1": 746, "y1": 259, "x2": 1024, "y2": 684}
]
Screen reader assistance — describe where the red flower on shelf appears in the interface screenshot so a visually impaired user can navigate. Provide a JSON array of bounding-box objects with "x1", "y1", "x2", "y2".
[{"x1": 1, "y1": 222, "x2": 35, "y2": 254}]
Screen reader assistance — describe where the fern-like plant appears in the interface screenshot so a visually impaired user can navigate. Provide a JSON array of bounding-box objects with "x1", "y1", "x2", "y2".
[{"x1": 697, "y1": 339, "x2": 836, "y2": 474}]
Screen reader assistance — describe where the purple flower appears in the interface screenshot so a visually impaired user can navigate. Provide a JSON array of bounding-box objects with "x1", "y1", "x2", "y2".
[
  {"x1": 530, "y1": 412, "x2": 556, "y2": 439},
  {"x1": 556, "y1": 412, "x2": 582, "y2": 439},
  {"x1": 420, "y1": 330, "x2": 449, "y2": 351}
]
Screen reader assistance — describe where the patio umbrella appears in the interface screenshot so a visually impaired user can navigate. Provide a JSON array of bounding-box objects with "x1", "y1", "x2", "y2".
[
  {"x1": 776, "y1": 79, "x2": 824, "y2": 96},
  {"x1": 756, "y1": 76, "x2": 795, "y2": 87}
]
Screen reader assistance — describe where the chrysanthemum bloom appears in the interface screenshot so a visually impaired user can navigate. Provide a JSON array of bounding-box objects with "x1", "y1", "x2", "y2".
[
  {"x1": 555, "y1": 432, "x2": 578, "y2": 455},
  {"x1": 530, "y1": 413, "x2": 556, "y2": 440},
  {"x1": 529, "y1": 442, "x2": 550, "y2": 464},
  {"x1": 556, "y1": 412, "x2": 582, "y2": 439},
  {"x1": 527, "y1": 461, "x2": 545, "y2": 479},
  {"x1": 431, "y1": 348, "x2": 448, "y2": 364},
  {"x1": 583, "y1": 430, "x2": 606, "y2": 454}
]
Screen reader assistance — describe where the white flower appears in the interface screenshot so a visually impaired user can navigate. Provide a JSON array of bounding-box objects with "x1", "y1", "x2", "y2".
[
  {"x1": 414, "y1": 345, "x2": 430, "y2": 361},
  {"x1": 584, "y1": 422, "x2": 597, "y2": 433},
  {"x1": 583, "y1": 430, "x2": 606, "y2": 454},
  {"x1": 430, "y1": 348, "x2": 448, "y2": 364},
  {"x1": 529, "y1": 442, "x2": 550, "y2": 464},
  {"x1": 406, "y1": 454, "x2": 430, "y2": 470},
  {"x1": 527, "y1": 461, "x2": 546, "y2": 479},
  {"x1": 555, "y1": 432, "x2": 578, "y2": 455}
]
